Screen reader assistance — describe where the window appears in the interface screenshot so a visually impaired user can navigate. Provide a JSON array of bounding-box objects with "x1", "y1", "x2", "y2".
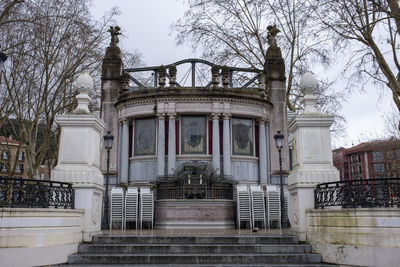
[
  {"x1": 1, "y1": 150, "x2": 9, "y2": 160},
  {"x1": 18, "y1": 151, "x2": 24, "y2": 161},
  {"x1": 16, "y1": 164, "x2": 24, "y2": 174},
  {"x1": 181, "y1": 116, "x2": 206, "y2": 154},
  {"x1": 373, "y1": 163, "x2": 384, "y2": 173},
  {"x1": 232, "y1": 118, "x2": 253, "y2": 156},
  {"x1": 134, "y1": 117, "x2": 156, "y2": 156},
  {"x1": 0, "y1": 164, "x2": 7, "y2": 173},
  {"x1": 372, "y1": 151, "x2": 384, "y2": 161}
]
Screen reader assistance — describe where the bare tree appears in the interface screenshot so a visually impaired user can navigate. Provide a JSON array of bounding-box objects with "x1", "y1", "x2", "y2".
[
  {"x1": 0, "y1": 0, "x2": 118, "y2": 178},
  {"x1": 314, "y1": 0, "x2": 400, "y2": 130},
  {"x1": 0, "y1": 0, "x2": 24, "y2": 27},
  {"x1": 172, "y1": 0, "x2": 334, "y2": 112}
]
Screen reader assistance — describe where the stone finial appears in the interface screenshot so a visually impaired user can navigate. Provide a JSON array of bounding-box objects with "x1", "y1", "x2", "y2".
[
  {"x1": 104, "y1": 26, "x2": 121, "y2": 59},
  {"x1": 299, "y1": 72, "x2": 317, "y2": 95},
  {"x1": 299, "y1": 72, "x2": 318, "y2": 114},
  {"x1": 211, "y1": 65, "x2": 219, "y2": 88},
  {"x1": 159, "y1": 65, "x2": 166, "y2": 88},
  {"x1": 73, "y1": 72, "x2": 93, "y2": 114},
  {"x1": 258, "y1": 72, "x2": 267, "y2": 98},
  {"x1": 169, "y1": 65, "x2": 177, "y2": 87},
  {"x1": 221, "y1": 66, "x2": 229, "y2": 88}
]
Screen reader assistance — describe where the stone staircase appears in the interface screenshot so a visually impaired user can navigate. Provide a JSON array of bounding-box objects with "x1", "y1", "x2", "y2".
[{"x1": 65, "y1": 234, "x2": 336, "y2": 266}]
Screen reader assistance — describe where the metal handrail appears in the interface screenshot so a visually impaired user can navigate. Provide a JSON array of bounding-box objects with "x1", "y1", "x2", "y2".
[
  {"x1": 0, "y1": 176, "x2": 74, "y2": 209},
  {"x1": 314, "y1": 178, "x2": 400, "y2": 209}
]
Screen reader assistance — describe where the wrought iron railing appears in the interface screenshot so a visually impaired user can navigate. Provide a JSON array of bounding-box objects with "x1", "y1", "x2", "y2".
[
  {"x1": 0, "y1": 177, "x2": 74, "y2": 209},
  {"x1": 315, "y1": 178, "x2": 400, "y2": 209}
]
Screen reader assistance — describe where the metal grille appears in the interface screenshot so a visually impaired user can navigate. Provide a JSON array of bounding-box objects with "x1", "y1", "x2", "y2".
[
  {"x1": 314, "y1": 178, "x2": 400, "y2": 209},
  {"x1": 0, "y1": 177, "x2": 74, "y2": 209}
]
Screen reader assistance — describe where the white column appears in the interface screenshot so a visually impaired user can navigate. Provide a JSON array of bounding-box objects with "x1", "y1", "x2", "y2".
[
  {"x1": 117, "y1": 121, "x2": 123, "y2": 183},
  {"x1": 168, "y1": 113, "x2": 176, "y2": 174},
  {"x1": 223, "y1": 114, "x2": 231, "y2": 176},
  {"x1": 265, "y1": 123, "x2": 271, "y2": 183},
  {"x1": 212, "y1": 114, "x2": 220, "y2": 174},
  {"x1": 157, "y1": 115, "x2": 165, "y2": 176},
  {"x1": 258, "y1": 119, "x2": 267, "y2": 184},
  {"x1": 120, "y1": 119, "x2": 129, "y2": 183}
]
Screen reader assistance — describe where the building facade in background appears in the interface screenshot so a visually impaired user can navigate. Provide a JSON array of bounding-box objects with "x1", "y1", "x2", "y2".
[
  {"x1": 333, "y1": 138, "x2": 400, "y2": 180},
  {"x1": 0, "y1": 136, "x2": 28, "y2": 178}
]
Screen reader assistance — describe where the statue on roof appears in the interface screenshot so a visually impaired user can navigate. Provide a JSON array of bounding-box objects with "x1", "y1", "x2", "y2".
[
  {"x1": 108, "y1": 26, "x2": 121, "y2": 46},
  {"x1": 267, "y1": 25, "x2": 280, "y2": 47}
]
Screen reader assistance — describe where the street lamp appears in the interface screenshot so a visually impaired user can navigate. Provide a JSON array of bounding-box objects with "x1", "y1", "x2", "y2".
[
  {"x1": 102, "y1": 131, "x2": 114, "y2": 230},
  {"x1": 274, "y1": 130, "x2": 286, "y2": 228}
]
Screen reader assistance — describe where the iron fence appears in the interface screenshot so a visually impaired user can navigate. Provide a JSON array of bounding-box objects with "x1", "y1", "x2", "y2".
[
  {"x1": 0, "y1": 176, "x2": 74, "y2": 209},
  {"x1": 314, "y1": 178, "x2": 400, "y2": 209}
]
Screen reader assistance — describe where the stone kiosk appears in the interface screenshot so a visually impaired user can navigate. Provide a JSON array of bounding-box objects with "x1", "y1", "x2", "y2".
[
  {"x1": 52, "y1": 73, "x2": 105, "y2": 241},
  {"x1": 100, "y1": 26, "x2": 290, "y2": 229}
]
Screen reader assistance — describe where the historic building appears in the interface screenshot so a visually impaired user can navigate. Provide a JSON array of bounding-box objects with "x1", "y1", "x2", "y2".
[
  {"x1": 100, "y1": 27, "x2": 289, "y2": 228},
  {"x1": 333, "y1": 138, "x2": 400, "y2": 180}
]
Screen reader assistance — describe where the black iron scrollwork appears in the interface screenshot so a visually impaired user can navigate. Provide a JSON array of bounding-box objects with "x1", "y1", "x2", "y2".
[
  {"x1": 314, "y1": 178, "x2": 400, "y2": 209},
  {"x1": 0, "y1": 177, "x2": 74, "y2": 209}
]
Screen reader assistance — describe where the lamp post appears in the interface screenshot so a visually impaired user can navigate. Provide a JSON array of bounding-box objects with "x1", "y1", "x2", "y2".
[
  {"x1": 102, "y1": 131, "x2": 114, "y2": 230},
  {"x1": 274, "y1": 130, "x2": 286, "y2": 228}
]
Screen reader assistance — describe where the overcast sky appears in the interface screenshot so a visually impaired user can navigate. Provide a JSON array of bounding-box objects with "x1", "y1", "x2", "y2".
[{"x1": 92, "y1": 0, "x2": 394, "y2": 149}]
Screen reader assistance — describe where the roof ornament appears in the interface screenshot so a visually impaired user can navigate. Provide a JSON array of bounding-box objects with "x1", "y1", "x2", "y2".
[
  {"x1": 299, "y1": 72, "x2": 318, "y2": 114},
  {"x1": 267, "y1": 25, "x2": 280, "y2": 47},
  {"x1": 108, "y1": 26, "x2": 121, "y2": 46},
  {"x1": 73, "y1": 72, "x2": 93, "y2": 114}
]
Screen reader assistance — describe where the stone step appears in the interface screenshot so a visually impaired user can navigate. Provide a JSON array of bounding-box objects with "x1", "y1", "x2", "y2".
[
  {"x1": 78, "y1": 243, "x2": 312, "y2": 254},
  {"x1": 58, "y1": 264, "x2": 337, "y2": 267},
  {"x1": 68, "y1": 253, "x2": 322, "y2": 265},
  {"x1": 92, "y1": 235, "x2": 299, "y2": 244}
]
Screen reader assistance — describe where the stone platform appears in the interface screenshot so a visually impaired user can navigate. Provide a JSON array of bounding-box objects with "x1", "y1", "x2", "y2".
[{"x1": 154, "y1": 199, "x2": 236, "y2": 229}]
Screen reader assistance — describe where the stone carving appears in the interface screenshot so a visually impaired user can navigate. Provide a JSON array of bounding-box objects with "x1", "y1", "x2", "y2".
[
  {"x1": 169, "y1": 65, "x2": 177, "y2": 87},
  {"x1": 267, "y1": 25, "x2": 280, "y2": 47},
  {"x1": 292, "y1": 193, "x2": 298, "y2": 226},
  {"x1": 72, "y1": 72, "x2": 93, "y2": 114},
  {"x1": 158, "y1": 65, "x2": 166, "y2": 88},
  {"x1": 108, "y1": 26, "x2": 121, "y2": 46},
  {"x1": 221, "y1": 66, "x2": 229, "y2": 88},
  {"x1": 211, "y1": 65, "x2": 220, "y2": 88},
  {"x1": 119, "y1": 72, "x2": 130, "y2": 94},
  {"x1": 92, "y1": 192, "x2": 100, "y2": 227}
]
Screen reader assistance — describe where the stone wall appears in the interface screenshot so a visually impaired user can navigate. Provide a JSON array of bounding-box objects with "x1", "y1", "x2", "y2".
[
  {"x1": 0, "y1": 208, "x2": 83, "y2": 267},
  {"x1": 306, "y1": 208, "x2": 400, "y2": 267}
]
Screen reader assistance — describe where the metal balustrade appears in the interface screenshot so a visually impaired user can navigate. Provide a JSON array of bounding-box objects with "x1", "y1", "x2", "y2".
[
  {"x1": 314, "y1": 178, "x2": 400, "y2": 209},
  {"x1": 0, "y1": 176, "x2": 74, "y2": 209}
]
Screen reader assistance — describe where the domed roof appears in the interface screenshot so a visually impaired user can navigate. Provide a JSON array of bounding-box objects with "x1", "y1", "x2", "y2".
[
  {"x1": 299, "y1": 72, "x2": 317, "y2": 95},
  {"x1": 75, "y1": 72, "x2": 93, "y2": 94}
]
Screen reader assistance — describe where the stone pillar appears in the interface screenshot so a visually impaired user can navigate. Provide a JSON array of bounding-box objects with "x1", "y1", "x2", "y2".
[
  {"x1": 264, "y1": 31, "x2": 289, "y2": 182},
  {"x1": 287, "y1": 73, "x2": 339, "y2": 241},
  {"x1": 168, "y1": 113, "x2": 176, "y2": 174},
  {"x1": 212, "y1": 114, "x2": 221, "y2": 174},
  {"x1": 100, "y1": 27, "x2": 123, "y2": 176},
  {"x1": 258, "y1": 119, "x2": 267, "y2": 184},
  {"x1": 120, "y1": 119, "x2": 129, "y2": 183},
  {"x1": 223, "y1": 114, "x2": 231, "y2": 176},
  {"x1": 157, "y1": 115, "x2": 166, "y2": 176},
  {"x1": 52, "y1": 73, "x2": 104, "y2": 242}
]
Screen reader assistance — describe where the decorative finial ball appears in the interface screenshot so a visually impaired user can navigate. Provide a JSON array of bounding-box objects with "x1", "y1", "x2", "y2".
[
  {"x1": 75, "y1": 72, "x2": 93, "y2": 94},
  {"x1": 299, "y1": 72, "x2": 317, "y2": 95}
]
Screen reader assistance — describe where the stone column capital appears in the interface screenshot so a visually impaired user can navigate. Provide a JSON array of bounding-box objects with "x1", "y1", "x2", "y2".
[
  {"x1": 211, "y1": 113, "x2": 220, "y2": 120},
  {"x1": 222, "y1": 113, "x2": 231, "y2": 120},
  {"x1": 157, "y1": 113, "x2": 166, "y2": 120},
  {"x1": 168, "y1": 113, "x2": 176, "y2": 119},
  {"x1": 122, "y1": 118, "x2": 130, "y2": 124},
  {"x1": 257, "y1": 117, "x2": 267, "y2": 124}
]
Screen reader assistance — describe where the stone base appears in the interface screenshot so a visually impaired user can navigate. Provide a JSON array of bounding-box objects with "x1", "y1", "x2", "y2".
[{"x1": 154, "y1": 199, "x2": 236, "y2": 229}]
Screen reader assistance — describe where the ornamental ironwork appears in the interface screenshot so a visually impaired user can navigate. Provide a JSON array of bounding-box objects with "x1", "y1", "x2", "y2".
[
  {"x1": 0, "y1": 177, "x2": 74, "y2": 209},
  {"x1": 314, "y1": 178, "x2": 400, "y2": 209},
  {"x1": 156, "y1": 161, "x2": 237, "y2": 200}
]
